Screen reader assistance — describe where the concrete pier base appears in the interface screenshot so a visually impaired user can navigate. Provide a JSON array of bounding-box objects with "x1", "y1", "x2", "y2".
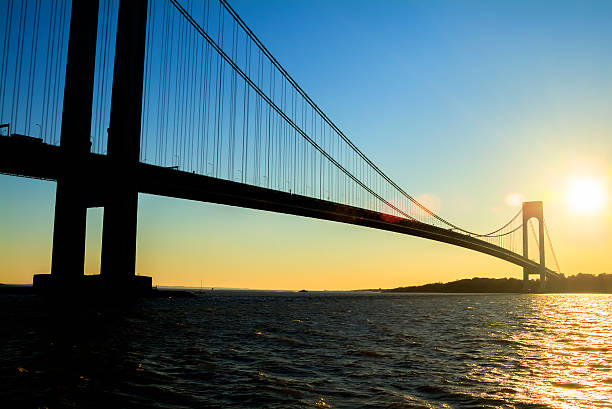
[{"x1": 33, "y1": 274, "x2": 152, "y2": 299}]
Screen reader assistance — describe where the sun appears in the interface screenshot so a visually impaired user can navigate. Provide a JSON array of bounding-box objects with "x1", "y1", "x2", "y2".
[{"x1": 565, "y1": 177, "x2": 607, "y2": 214}]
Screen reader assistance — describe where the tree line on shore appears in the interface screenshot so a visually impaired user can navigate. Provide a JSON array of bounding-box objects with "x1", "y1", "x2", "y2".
[{"x1": 368, "y1": 273, "x2": 612, "y2": 293}]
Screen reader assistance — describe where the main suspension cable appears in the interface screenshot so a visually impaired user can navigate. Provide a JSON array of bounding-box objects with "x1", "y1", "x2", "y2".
[
  {"x1": 216, "y1": 0, "x2": 525, "y2": 238},
  {"x1": 543, "y1": 218, "x2": 561, "y2": 274}
]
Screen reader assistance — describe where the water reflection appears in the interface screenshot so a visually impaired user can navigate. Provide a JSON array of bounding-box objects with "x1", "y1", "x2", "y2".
[
  {"x1": 517, "y1": 295, "x2": 612, "y2": 408},
  {"x1": 1, "y1": 292, "x2": 611, "y2": 408}
]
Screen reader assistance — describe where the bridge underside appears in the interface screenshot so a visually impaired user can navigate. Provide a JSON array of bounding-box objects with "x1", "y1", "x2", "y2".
[{"x1": 1, "y1": 136, "x2": 560, "y2": 281}]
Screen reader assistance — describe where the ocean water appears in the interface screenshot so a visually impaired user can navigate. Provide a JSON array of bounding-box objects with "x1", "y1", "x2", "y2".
[{"x1": 1, "y1": 291, "x2": 611, "y2": 408}]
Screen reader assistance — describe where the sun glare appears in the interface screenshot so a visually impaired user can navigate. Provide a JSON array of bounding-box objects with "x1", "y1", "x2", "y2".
[
  {"x1": 565, "y1": 177, "x2": 607, "y2": 214},
  {"x1": 505, "y1": 193, "x2": 525, "y2": 207}
]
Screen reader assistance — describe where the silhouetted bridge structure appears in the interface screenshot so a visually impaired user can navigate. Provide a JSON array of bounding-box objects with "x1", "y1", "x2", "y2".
[{"x1": 0, "y1": 0, "x2": 561, "y2": 293}]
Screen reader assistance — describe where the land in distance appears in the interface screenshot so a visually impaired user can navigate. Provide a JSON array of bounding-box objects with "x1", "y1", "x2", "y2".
[{"x1": 357, "y1": 273, "x2": 612, "y2": 293}]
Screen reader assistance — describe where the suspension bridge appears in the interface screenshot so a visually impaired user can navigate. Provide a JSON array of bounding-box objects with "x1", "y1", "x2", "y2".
[{"x1": 0, "y1": 0, "x2": 561, "y2": 294}]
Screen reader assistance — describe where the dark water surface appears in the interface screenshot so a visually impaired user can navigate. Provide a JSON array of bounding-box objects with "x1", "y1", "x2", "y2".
[{"x1": 2, "y1": 292, "x2": 611, "y2": 408}]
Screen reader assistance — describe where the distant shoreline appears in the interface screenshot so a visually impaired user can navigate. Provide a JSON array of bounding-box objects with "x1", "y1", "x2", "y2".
[
  {"x1": 357, "y1": 273, "x2": 612, "y2": 294},
  {"x1": 3, "y1": 274, "x2": 612, "y2": 294}
]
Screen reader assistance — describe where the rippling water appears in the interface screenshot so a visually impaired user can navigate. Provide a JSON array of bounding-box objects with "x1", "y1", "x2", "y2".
[{"x1": 2, "y1": 292, "x2": 611, "y2": 408}]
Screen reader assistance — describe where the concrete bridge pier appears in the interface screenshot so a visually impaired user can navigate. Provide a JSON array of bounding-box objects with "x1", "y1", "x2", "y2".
[
  {"x1": 522, "y1": 268, "x2": 547, "y2": 292},
  {"x1": 539, "y1": 271, "x2": 547, "y2": 291},
  {"x1": 34, "y1": 0, "x2": 99, "y2": 293},
  {"x1": 35, "y1": 0, "x2": 151, "y2": 296},
  {"x1": 99, "y1": 0, "x2": 150, "y2": 294}
]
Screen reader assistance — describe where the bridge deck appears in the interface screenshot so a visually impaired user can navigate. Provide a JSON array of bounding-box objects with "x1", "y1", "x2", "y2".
[{"x1": 0, "y1": 135, "x2": 560, "y2": 278}]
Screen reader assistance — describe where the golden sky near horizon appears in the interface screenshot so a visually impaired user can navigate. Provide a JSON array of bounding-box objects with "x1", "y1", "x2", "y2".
[{"x1": 1, "y1": 160, "x2": 610, "y2": 290}]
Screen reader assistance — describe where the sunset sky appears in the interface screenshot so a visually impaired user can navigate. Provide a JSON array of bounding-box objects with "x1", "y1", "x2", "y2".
[{"x1": 1, "y1": 0, "x2": 611, "y2": 289}]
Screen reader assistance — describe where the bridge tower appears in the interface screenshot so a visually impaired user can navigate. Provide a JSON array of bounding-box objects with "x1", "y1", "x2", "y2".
[
  {"x1": 522, "y1": 201, "x2": 546, "y2": 290},
  {"x1": 99, "y1": 0, "x2": 148, "y2": 287},
  {"x1": 36, "y1": 0, "x2": 150, "y2": 295},
  {"x1": 48, "y1": 1, "x2": 99, "y2": 285}
]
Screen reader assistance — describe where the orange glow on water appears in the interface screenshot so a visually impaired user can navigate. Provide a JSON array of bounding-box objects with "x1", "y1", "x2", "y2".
[{"x1": 510, "y1": 295, "x2": 612, "y2": 408}]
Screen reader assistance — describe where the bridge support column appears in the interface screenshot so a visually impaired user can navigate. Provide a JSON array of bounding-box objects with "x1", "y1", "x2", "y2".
[
  {"x1": 100, "y1": 0, "x2": 149, "y2": 290},
  {"x1": 45, "y1": 1, "x2": 99, "y2": 287},
  {"x1": 522, "y1": 201, "x2": 546, "y2": 292}
]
